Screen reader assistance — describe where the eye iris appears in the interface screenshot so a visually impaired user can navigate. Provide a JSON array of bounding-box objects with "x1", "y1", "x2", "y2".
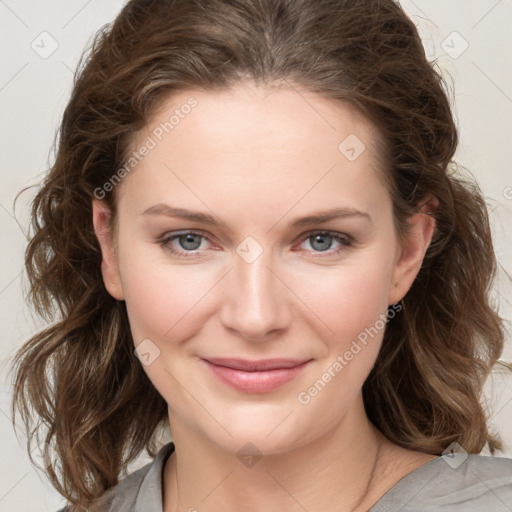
[
  {"x1": 311, "y1": 234, "x2": 332, "y2": 252},
  {"x1": 180, "y1": 233, "x2": 202, "y2": 250}
]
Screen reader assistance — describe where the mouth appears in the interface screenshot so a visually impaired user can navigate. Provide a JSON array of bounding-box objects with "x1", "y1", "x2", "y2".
[{"x1": 201, "y1": 357, "x2": 312, "y2": 393}]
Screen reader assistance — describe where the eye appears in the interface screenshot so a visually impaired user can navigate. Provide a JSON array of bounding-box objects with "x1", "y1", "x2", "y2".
[
  {"x1": 297, "y1": 231, "x2": 354, "y2": 256},
  {"x1": 157, "y1": 231, "x2": 212, "y2": 258}
]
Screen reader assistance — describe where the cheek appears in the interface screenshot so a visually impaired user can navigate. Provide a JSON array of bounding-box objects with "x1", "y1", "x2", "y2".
[
  {"x1": 118, "y1": 245, "x2": 220, "y2": 345},
  {"x1": 290, "y1": 252, "x2": 394, "y2": 347}
]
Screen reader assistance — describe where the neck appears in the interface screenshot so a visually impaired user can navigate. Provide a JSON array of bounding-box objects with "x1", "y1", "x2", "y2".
[{"x1": 163, "y1": 395, "x2": 393, "y2": 512}]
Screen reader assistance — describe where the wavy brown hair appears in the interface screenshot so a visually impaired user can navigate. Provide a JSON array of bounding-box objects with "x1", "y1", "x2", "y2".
[{"x1": 9, "y1": 0, "x2": 511, "y2": 510}]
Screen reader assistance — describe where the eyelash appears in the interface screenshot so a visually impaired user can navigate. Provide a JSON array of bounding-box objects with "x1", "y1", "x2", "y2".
[{"x1": 157, "y1": 230, "x2": 354, "y2": 259}]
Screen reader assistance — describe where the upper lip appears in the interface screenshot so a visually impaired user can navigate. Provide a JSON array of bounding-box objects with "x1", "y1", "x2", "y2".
[{"x1": 203, "y1": 358, "x2": 311, "y2": 371}]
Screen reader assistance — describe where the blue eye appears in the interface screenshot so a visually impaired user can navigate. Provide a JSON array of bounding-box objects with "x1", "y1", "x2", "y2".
[
  {"x1": 173, "y1": 233, "x2": 203, "y2": 251},
  {"x1": 158, "y1": 231, "x2": 208, "y2": 258},
  {"x1": 301, "y1": 231, "x2": 353, "y2": 255},
  {"x1": 157, "y1": 230, "x2": 354, "y2": 258}
]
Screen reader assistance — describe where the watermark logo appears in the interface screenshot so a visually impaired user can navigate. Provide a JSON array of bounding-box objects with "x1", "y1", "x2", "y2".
[
  {"x1": 236, "y1": 236, "x2": 264, "y2": 264},
  {"x1": 441, "y1": 31, "x2": 469, "y2": 59},
  {"x1": 441, "y1": 441, "x2": 468, "y2": 469},
  {"x1": 31, "y1": 31, "x2": 59, "y2": 59},
  {"x1": 338, "y1": 134, "x2": 366, "y2": 162},
  {"x1": 237, "y1": 442, "x2": 263, "y2": 468},
  {"x1": 134, "y1": 338, "x2": 161, "y2": 366}
]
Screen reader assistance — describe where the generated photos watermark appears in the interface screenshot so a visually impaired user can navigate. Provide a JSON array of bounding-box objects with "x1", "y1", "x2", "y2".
[
  {"x1": 297, "y1": 301, "x2": 402, "y2": 405},
  {"x1": 93, "y1": 96, "x2": 198, "y2": 200}
]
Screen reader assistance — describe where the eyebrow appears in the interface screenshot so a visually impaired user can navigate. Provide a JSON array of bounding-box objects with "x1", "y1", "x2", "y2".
[{"x1": 140, "y1": 204, "x2": 372, "y2": 227}]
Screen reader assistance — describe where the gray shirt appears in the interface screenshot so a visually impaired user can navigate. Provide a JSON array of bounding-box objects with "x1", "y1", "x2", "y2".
[{"x1": 58, "y1": 441, "x2": 512, "y2": 511}]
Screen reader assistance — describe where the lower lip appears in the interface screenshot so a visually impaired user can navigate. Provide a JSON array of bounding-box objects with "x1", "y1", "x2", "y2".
[{"x1": 202, "y1": 359, "x2": 311, "y2": 393}]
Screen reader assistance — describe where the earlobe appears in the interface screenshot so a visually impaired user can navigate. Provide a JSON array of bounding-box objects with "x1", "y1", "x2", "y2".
[
  {"x1": 92, "y1": 199, "x2": 125, "y2": 301},
  {"x1": 388, "y1": 194, "x2": 438, "y2": 305}
]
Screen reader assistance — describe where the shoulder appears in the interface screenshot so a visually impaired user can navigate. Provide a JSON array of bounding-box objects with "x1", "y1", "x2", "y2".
[
  {"x1": 371, "y1": 453, "x2": 512, "y2": 511},
  {"x1": 441, "y1": 453, "x2": 512, "y2": 495},
  {"x1": 56, "y1": 442, "x2": 175, "y2": 512}
]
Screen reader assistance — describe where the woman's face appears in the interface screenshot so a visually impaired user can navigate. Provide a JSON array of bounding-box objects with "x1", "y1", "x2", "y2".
[{"x1": 94, "y1": 83, "x2": 433, "y2": 455}]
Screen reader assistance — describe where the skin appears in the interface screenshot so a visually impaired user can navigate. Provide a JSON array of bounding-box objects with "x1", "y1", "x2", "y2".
[{"x1": 93, "y1": 82, "x2": 438, "y2": 512}]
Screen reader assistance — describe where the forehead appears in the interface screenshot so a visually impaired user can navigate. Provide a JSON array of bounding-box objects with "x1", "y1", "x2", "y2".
[
  {"x1": 116, "y1": 84, "x2": 390, "y2": 226},
  {"x1": 141, "y1": 83, "x2": 380, "y2": 156}
]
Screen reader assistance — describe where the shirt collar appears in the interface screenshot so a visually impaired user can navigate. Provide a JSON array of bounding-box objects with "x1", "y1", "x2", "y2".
[{"x1": 131, "y1": 441, "x2": 175, "y2": 512}]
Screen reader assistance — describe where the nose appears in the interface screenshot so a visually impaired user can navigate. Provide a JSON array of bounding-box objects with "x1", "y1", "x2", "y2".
[{"x1": 219, "y1": 246, "x2": 293, "y2": 342}]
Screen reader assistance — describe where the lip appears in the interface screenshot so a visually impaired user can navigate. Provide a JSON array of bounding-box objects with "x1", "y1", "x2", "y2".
[{"x1": 201, "y1": 358, "x2": 312, "y2": 393}]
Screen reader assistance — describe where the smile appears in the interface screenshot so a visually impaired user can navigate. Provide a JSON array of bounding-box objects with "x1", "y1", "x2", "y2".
[{"x1": 201, "y1": 358, "x2": 312, "y2": 393}]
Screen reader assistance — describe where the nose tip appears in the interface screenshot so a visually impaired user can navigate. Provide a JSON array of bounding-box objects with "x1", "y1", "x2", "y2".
[{"x1": 219, "y1": 252, "x2": 292, "y2": 342}]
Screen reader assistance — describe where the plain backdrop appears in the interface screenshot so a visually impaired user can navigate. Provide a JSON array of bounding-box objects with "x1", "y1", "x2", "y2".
[{"x1": 1, "y1": 1, "x2": 511, "y2": 510}]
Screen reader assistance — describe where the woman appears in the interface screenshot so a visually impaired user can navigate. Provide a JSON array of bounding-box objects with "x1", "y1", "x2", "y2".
[{"x1": 10, "y1": 0, "x2": 512, "y2": 511}]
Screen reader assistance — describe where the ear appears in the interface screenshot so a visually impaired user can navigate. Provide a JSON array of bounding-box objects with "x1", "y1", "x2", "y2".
[
  {"x1": 92, "y1": 199, "x2": 125, "y2": 301},
  {"x1": 388, "y1": 194, "x2": 438, "y2": 305}
]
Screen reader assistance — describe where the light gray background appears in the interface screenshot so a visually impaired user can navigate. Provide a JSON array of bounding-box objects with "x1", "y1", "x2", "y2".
[{"x1": 1, "y1": 1, "x2": 511, "y2": 510}]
